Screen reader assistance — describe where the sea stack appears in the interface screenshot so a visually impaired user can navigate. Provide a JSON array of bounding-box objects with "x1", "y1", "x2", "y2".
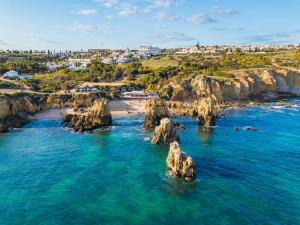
[
  {"x1": 151, "y1": 118, "x2": 179, "y2": 145},
  {"x1": 62, "y1": 99, "x2": 112, "y2": 132},
  {"x1": 197, "y1": 96, "x2": 215, "y2": 127},
  {"x1": 144, "y1": 99, "x2": 169, "y2": 130},
  {"x1": 166, "y1": 141, "x2": 196, "y2": 180}
]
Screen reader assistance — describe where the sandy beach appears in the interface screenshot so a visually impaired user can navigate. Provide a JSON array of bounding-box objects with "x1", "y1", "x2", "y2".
[{"x1": 29, "y1": 100, "x2": 147, "y2": 119}]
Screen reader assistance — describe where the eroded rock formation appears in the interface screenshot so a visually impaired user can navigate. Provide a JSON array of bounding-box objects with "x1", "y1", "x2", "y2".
[
  {"x1": 144, "y1": 99, "x2": 169, "y2": 130},
  {"x1": 197, "y1": 96, "x2": 215, "y2": 126},
  {"x1": 0, "y1": 94, "x2": 43, "y2": 132},
  {"x1": 151, "y1": 118, "x2": 179, "y2": 145},
  {"x1": 62, "y1": 99, "x2": 112, "y2": 132},
  {"x1": 166, "y1": 141, "x2": 196, "y2": 180}
]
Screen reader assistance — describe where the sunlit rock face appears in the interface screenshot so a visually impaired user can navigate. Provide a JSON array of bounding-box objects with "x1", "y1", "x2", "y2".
[
  {"x1": 151, "y1": 118, "x2": 179, "y2": 145},
  {"x1": 144, "y1": 99, "x2": 169, "y2": 130},
  {"x1": 197, "y1": 96, "x2": 215, "y2": 127},
  {"x1": 62, "y1": 99, "x2": 112, "y2": 133},
  {"x1": 166, "y1": 141, "x2": 196, "y2": 180}
]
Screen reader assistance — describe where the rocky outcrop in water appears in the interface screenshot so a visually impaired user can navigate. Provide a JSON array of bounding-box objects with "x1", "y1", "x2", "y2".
[
  {"x1": 62, "y1": 99, "x2": 112, "y2": 132},
  {"x1": 144, "y1": 99, "x2": 169, "y2": 130},
  {"x1": 151, "y1": 118, "x2": 179, "y2": 145},
  {"x1": 197, "y1": 96, "x2": 215, "y2": 126},
  {"x1": 166, "y1": 141, "x2": 196, "y2": 180}
]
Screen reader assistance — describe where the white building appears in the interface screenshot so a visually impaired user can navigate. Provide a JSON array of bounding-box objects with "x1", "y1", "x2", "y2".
[
  {"x1": 102, "y1": 57, "x2": 115, "y2": 65},
  {"x1": 3, "y1": 70, "x2": 19, "y2": 79},
  {"x1": 139, "y1": 46, "x2": 161, "y2": 56},
  {"x1": 67, "y1": 58, "x2": 91, "y2": 70},
  {"x1": 3, "y1": 70, "x2": 31, "y2": 80},
  {"x1": 121, "y1": 91, "x2": 158, "y2": 99}
]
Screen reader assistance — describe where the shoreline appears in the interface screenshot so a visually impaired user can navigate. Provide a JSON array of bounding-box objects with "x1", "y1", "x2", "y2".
[{"x1": 29, "y1": 100, "x2": 147, "y2": 120}]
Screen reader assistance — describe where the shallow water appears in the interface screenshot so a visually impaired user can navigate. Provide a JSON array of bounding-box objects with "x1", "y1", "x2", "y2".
[{"x1": 0, "y1": 99, "x2": 300, "y2": 225}]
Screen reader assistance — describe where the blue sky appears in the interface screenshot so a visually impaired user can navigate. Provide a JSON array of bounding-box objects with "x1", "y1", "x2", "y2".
[{"x1": 0, "y1": 0, "x2": 300, "y2": 50}]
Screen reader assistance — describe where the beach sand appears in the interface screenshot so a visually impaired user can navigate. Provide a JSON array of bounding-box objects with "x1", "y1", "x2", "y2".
[{"x1": 29, "y1": 100, "x2": 147, "y2": 119}]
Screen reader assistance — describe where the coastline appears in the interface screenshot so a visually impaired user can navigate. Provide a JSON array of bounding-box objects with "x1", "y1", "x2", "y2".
[{"x1": 29, "y1": 100, "x2": 147, "y2": 120}]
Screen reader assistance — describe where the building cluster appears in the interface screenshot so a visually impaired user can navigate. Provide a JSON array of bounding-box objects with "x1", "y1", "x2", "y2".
[
  {"x1": 177, "y1": 44, "x2": 300, "y2": 54},
  {"x1": 102, "y1": 46, "x2": 161, "y2": 65},
  {"x1": 3, "y1": 70, "x2": 32, "y2": 80}
]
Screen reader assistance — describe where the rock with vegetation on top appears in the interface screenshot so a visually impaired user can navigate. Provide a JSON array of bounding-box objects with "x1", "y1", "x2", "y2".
[
  {"x1": 166, "y1": 141, "x2": 196, "y2": 180},
  {"x1": 144, "y1": 99, "x2": 169, "y2": 130},
  {"x1": 151, "y1": 118, "x2": 179, "y2": 145},
  {"x1": 62, "y1": 99, "x2": 112, "y2": 132},
  {"x1": 197, "y1": 96, "x2": 215, "y2": 127}
]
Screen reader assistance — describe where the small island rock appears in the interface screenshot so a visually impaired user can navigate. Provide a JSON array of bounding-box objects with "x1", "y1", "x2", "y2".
[
  {"x1": 151, "y1": 118, "x2": 179, "y2": 145},
  {"x1": 197, "y1": 97, "x2": 215, "y2": 126},
  {"x1": 166, "y1": 141, "x2": 196, "y2": 180}
]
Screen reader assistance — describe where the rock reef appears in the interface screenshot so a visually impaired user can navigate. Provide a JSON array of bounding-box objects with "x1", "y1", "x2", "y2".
[
  {"x1": 151, "y1": 118, "x2": 179, "y2": 145},
  {"x1": 62, "y1": 99, "x2": 112, "y2": 132},
  {"x1": 166, "y1": 141, "x2": 196, "y2": 180},
  {"x1": 144, "y1": 99, "x2": 169, "y2": 130}
]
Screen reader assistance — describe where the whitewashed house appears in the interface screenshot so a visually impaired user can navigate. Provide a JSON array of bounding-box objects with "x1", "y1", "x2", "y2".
[
  {"x1": 3, "y1": 70, "x2": 19, "y2": 79},
  {"x1": 121, "y1": 91, "x2": 158, "y2": 99}
]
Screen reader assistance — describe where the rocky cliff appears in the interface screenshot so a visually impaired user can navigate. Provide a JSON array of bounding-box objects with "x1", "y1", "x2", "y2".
[
  {"x1": 151, "y1": 118, "x2": 179, "y2": 145},
  {"x1": 159, "y1": 69, "x2": 300, "y2": 102},
  {"x1": 62, "y1": 99, "x2": 112, "y2": 132},
  {"x1": 166, "y1": 141, "x2": 196, "y2": 180},
  {"x1": 144, "y1": 99, "x2": 169, "y2": 130},
  {"x1": 0, "y1": 94, "x2": 45, "y2": 132}
]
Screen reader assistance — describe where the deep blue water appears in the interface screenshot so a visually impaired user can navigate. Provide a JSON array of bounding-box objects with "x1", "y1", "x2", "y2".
[{"x1": 0, "y1": 100, "x2": 300, "y2": 225}]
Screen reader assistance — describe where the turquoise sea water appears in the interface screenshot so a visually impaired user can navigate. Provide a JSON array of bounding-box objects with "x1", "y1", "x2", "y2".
[{"x1": 0, "y1": 100, "x2": 300, "y2": 225}]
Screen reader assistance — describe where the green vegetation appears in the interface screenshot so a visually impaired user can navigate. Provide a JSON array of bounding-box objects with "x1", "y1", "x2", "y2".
[{"x1": 1, "y1": 49, "x2": 299, "y2": 93}]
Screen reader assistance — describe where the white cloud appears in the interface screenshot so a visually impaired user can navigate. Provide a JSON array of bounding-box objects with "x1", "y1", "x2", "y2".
[
  {"x1": 0, "y1": 40, "x2": 10, "y2": 46},
  {"x1": 106, "y1": 15, "x2": 114, "y2": 19},
  {"x1": 71, "y1": 23, "x2": 111, "y2": 34},
  {"x1": 211, "y1": 7, "x2": 239, "y2": 17},
  {"x1": 154, "y1": 11, "x2": 178, "y2": 21},
  {"x1": 95, "y1": 0, "x2": 118, "y2": 8},
  {"x1": 22, "y1": 32, "x2": 62, "y2": 44},
  {"x1": 76, "y1": 9, "x2": 98, "y2": 16},
  {"x1": 151, "y1": 31, "x2": 196, "y2": 43},
  {"x1": 118, "y1": 4, "x2": 138, "y2": 16},
  {"x1": 152, "y1": 0, "x2": 173, "y2": 8},
  {"x1": 187, "y1": 13, "x2": 217, "y2": 25}
]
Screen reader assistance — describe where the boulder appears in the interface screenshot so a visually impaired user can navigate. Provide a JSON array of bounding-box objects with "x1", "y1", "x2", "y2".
[
  {"x1": 166, "y1": 141, "x2": 196, "y2": 180},
  {"x1": 151, "y1": 118, "x2": 179, "y2": 145},
  {"x1": 63, "y1": 99, "x2": 112, "y2": 132},
  {"x1": 144, "y1": 99, "x2": 169, "y2": 130},
  {"x1": 197, "y1": 97, "x2": 215, "y2": 126}
]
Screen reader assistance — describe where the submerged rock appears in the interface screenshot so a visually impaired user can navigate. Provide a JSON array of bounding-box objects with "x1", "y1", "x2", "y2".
[
  {"x1": 144, "y1": 99, "x2": 169, "y2": 130},
  {"x1": 62, "y1": 99, "x2": 112, "y2": 132},
  {"x1": 166, "y1": 141, "x2": 196, "y2": 180},
  {"x1": 197, "y1": 97, "x2": 215, "y2": 127},
  {"x1": 151, "y1": 118, "x2": 179, "y2": 145}
]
